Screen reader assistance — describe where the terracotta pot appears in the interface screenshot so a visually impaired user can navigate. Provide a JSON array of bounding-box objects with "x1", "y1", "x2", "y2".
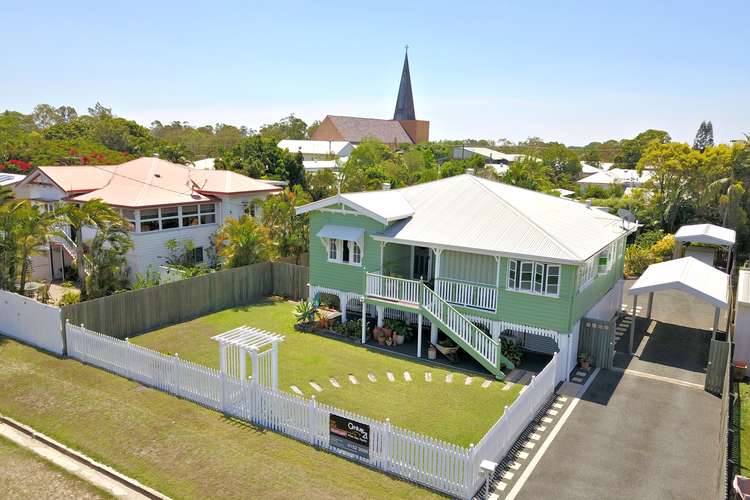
[
  {"x1": 377, "y1": 336, "x2": 386, "y2": 345},
  {"x1": 428, "y1": 346, "x2": 437, "y2": 360}
]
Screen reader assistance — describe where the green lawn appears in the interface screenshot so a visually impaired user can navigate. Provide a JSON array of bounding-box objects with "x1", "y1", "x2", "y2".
[
  {"x1": 0, "y1": 434, "x2": 111, "y2": 499},
  {"x1": 0, "y1": 337, "x2": 439, "y2": 499},
  {"x1": 131, "y1": 298, "x2": 521, "y2": 446},
  {"x1": 739, "y1": 382, "x2": 749, "y2": 475}
]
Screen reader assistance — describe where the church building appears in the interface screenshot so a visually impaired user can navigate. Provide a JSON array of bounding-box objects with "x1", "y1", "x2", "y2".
[{"x1": 311, "y1": 50, "x2": 430, "y2": 145}]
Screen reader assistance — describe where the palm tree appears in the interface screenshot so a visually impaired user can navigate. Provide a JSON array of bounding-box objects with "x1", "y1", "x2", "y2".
[
  {"x1": 0, "y1": 200, "x2": 26, "y2": 291},
  {"x1": 59, "y1": 199, "x2": 125, "y2": 298},
  {"x1": 86, "y1": 222, "x2": 133, "y2": 299},
  {"x1": 15, "y1": 203, "x2": 58, "y2": 294},
  {"x1": 215, "y1": 216, "x2": 272, "y2": 268}
]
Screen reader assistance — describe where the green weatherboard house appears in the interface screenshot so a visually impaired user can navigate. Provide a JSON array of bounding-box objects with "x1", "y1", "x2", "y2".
[{"x1": 296, "y1": 173, "x2": 635, "y2": 380}]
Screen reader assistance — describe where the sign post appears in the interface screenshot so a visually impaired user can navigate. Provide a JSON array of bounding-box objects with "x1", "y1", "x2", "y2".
[{"x1": 329, "y1": 413, "x2": 370, "y2": 460}]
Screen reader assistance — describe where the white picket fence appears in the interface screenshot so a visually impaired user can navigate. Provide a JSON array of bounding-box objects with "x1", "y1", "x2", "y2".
[
  {"x1": 0, "y1": 290, "x2": 65, "y2": 355},
  {"x1": 65, "y1": 323, "x2": 558, "y2": 499}
]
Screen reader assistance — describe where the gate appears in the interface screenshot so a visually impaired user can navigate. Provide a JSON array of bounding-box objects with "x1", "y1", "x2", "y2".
[
  {"x1": 705, "y1": 337, "x2": 730, "y2": 395},
  {"x1": 578, "y1": 317, "x2": 615, "y2": 369}
]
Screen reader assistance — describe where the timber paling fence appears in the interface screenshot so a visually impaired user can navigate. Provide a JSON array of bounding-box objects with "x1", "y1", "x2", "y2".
[
  {"x1": 65, "y1": 322, "x2": 558, "y2": 499},
  {"x1": 62, "y1": 261, "x2": 308, "y2": 339}
]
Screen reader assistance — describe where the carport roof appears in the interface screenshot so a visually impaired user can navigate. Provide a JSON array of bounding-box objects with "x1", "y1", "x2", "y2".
[
  {"x1": 629, "y1": 257, "x2": 729, "y2": 309},
  {"x1": 675, "y1": 223, "x2": 736, "y2": 247}
]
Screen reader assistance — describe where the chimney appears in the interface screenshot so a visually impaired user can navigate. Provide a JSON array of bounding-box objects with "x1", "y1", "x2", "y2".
[
  {"x1": 466, "y1": 168, "x2": 475, "y2": 176},
  {"x1": 382, "y1": 182, "x2": 391, "y2": 190}
]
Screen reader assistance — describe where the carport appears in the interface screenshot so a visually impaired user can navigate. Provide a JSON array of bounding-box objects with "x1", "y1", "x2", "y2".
[
  {"x1": 627, "y1": 256, "x2": 729, "y2": 355},
  {"x1": 674, "y1": 223, "x2": 736, "y2": 272}
]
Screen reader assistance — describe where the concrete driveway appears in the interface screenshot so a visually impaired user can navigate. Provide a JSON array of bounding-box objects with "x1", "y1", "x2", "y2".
[{"x1": 515, "y1": 284, "x2": 722, "y2": 500}]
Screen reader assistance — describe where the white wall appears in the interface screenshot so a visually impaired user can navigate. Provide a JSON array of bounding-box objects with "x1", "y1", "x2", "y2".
[
  {"x1": 735, "y1": 303, "x2": 750, "y2": 365},
  {"x1": 584, "y1": 279, "x2": 624, "y2": 322},
  {"x1": 0, "y1": 290, "x2": 64, "y2": 354},
  {"x1": 14, "y1": 181, "x2": 66, "y2": 201},
  {"x1": 126, "y1": 223, "x2": 218, "y2": 278}
]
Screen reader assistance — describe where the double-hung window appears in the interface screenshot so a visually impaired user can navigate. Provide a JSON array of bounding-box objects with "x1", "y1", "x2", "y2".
[
  {"x1": 327, "y1": 238, "x2": 362, "y2": 266},
  {"x1": 329, "y1": 238, "x2": 338, "y2": 260},
  {"x1": 508, "y1": 259, "x2": 561, "y2": 297},
  {"x1": 351, "y1": 241, "x2": 361, "y2": 264}
]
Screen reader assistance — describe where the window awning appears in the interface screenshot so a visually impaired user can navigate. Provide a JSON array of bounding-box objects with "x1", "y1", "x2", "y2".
[{"x1": 316, "y1": 224, "x2": 364, "y2": 244}]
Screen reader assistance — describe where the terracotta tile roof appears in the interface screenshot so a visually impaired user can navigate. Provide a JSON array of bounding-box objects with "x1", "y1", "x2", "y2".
[
  {"x1": 326, "y1": 115, "x2": 414, "y2": 144},
  {"x1": 33, "y1": 157, "x2": 280, "y2": 208}
]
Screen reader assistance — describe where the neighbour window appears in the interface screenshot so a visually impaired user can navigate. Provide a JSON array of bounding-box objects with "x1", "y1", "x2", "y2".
[
  {"x1": 519, "y1": 262, "x2": 533, "y2": 291},
  {"x1": 121, "y1": 209, "x2": 136, "y2": 232},
  {"x1": 199, "y1": 203, "x2": 216, "y2": 224},
  {"x1": 140, "y1": 208, "x2": 160, "y2": 232},
  {"x1": 182, "y1": 205, "x2": 199, "y2": 226},
  {"x1": 161, "y1": 206, "x2": 179, "y2": 230},
  {"x1": 578, "y1": 256, "x2": 598, "y2": 290},
  {"x1": 507, "y1": 259, "x2": 517, "y2": 289},
  {"x1": 508, "y1": 259, "x2": 561, "y2": 297},
  {"x1": 186, "y1": 246, "x2": 204, "y2": 265},
  {"x1": 326, "y1": 238, "x2": 362, "y2": 266},
  {"x1": 329, "y1": 238, "x2": 338, "y2": 260}
]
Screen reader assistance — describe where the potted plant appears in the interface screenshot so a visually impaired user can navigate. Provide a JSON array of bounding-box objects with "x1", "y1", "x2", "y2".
[
  {"x1": 579, "y1": 353, "x2": 592, "y2": 370},
  {"x1": 392, "y1": 320, "x2": 408, "y2": 345},
  {"x1": 428, "y1": 344, "x2": 437, "y2": 360}
]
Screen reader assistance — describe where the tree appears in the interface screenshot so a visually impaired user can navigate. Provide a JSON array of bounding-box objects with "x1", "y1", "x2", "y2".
[
  {"x1": 693, "y1": 120, "x2": 714, "y2": 152},
  {"x1": 59, "y1": 200, "x2": 127, "y2": 299},
  {"x1": 85, "y1": 222, "x2": 132, "y2": 299},
  {"x1": 217, "y1": 135, "x2": 304, "y2": 186},
  {"x1": 306, "y1": 168, "x2": 338, "y2": 200},
  {"x1": 500, "y1": 157, "x2": 554, "y2": 192},
  {"x1": 215, "y1": 216, "x2": 272, "y2": 267},
  {"x1": 32, "y1": 104, "x2": 63, "y2": 129},
  {"x1": 261, "y1": 187, "x2": 312, "y2": 264},
  {"x1": 259, "y1": 114, "x2": 309, "y2": 141},
  {"x1": 614, "y1": 129, "x2": 671, "y2": 169},
  {"x1": 539, "y1": 142, "x2": 581, "y2": 184}
]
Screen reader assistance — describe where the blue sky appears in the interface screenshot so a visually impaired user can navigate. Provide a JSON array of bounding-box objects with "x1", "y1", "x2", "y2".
[{"x1": 2, "y1": 0, "x2": 748, "y2": 145}]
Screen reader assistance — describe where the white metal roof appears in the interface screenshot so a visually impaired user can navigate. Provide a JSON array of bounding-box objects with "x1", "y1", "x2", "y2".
[
  {"x1": 675, "y1": 223, "x2": 736, "y2": 247},
  {"x1": 299, "y1": 174, "x2": 634, "y2": 263},
  {"x1": 211, "y1": 326, "x2": 284, "y2": 350},
  {"x1": 0, "y1": 173, "x2": 26, "y2": 186},
  {"x1": 629, "y1": 257, "x2": 729, "y2": 309},
  {"x1": 317, "y1": 224, "x2": 364, "y2": 243},
  {"x1": 303, "y1": 159, "x2": 342, "y2": 172},
  {"x1": 278, "y1": 140, "x2": 353, "y2": 157},
  {"x1": 580, "y1": 163, "x2": 602, "y2": 174},
  {"x1": 738, "y1": 269, "x2": 750, "y2": 306},
  {"x1": 452, "y1": 147, "x2": 524, "y2": 163}
]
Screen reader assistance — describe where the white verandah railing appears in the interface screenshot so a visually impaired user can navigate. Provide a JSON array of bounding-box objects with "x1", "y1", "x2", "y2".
[
  {"x1": 434, "y1": 277, "x2": 497, "y2": 312},
  {"x1": 366, "y1": 273, "x2": 421, "y2": 304},
  {"x1": 64, "y1": 322, "x2": 558, "y2": 499}
]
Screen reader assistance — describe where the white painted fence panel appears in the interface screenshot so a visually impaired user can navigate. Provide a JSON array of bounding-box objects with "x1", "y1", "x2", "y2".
[
  {"x1": 65, "y1": 323, "x2": 559, "y2": 499},
  {"x1": 0, "y1": 290, "x2": 64, "y2": 355}
]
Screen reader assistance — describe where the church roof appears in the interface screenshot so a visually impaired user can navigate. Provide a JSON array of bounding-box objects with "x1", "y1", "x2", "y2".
[
  {"x1": 324, "y1": 115, "x2": 414, "y2": 144},
  {"x1": 393, "y1": 51, "x2": 416, "y2": 120}
]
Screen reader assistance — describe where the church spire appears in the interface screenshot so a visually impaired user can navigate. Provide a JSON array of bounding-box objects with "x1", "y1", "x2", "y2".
[{"x1": 393, "y1": 46, "x2": 416, "y2": 121}]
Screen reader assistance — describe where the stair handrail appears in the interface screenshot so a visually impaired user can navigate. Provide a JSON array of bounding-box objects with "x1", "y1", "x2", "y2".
[
  {"x1": 50, "y1": 224, "x2": 93, "y2": 275},
  {"x1": 420, "y1": 283, "x2": 500, "y2": 366}
]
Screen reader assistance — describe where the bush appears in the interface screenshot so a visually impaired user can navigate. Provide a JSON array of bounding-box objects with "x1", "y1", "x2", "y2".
[
  {"x1": 624, "y1": 231, "x2": 676, "y2": 277},
  {"x1": 59, "y1": 290, "x2": 80, "y2": 305},
  {"x1": 624, "y1": 245, "x2": 654, "y2": 277},
  {"x1": 500, "y1": 338, "x2": 524, "y2": 367},
  {"x1": 650, "y1": 234, "x2": 675, "y2": 260},
  {"x1": 635, "y1": 229, "x2": 666, "y2": 249}
]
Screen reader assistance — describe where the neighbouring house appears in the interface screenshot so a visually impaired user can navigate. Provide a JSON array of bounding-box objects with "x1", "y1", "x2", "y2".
[
  {"x1": 296, "y1": 172, "x2": 635, "y2": 381},
  {"x1": 13, "y1": 157, "x2": 281, "y2": 282},
  {"x1": 311, "y1": 50, "x2": 429, "y2": 145},
  {"x1": 189, "y1": 158, "x2": 216, "y2": 170},
  {"x1": 451, "y1": 146, "x2": 525, "y2": 164},
  {"x1": 577, "y1": 168, "x2": 651, "y2": 192},
  {"x1": 277, "y1": 139, "x2": 354, "y2": 172}
]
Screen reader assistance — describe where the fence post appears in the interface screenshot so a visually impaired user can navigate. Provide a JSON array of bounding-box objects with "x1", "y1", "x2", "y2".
[
  {"x1": 220, "y1": 371, "x2": 228, "y2": 415},
  {"x1": 271, "y1": 342, "x2": 279, "y2": 390},
  {"x1": 383, "y1": 418, "x2": 392, "y2": 472},
  {"x1": 172, "y1": 353, "x2": 180, "y2": 396},
  {"x1": 308, "y1": 395, "x2": 317, "y2": 446}
]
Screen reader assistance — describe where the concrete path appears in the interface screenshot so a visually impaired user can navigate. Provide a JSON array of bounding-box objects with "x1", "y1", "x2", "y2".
[{"x1": 0, "y1": 416, "x2": 167, "y2": 500}]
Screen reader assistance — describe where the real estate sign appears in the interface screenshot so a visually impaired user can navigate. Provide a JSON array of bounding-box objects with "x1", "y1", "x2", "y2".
[{"x1": 329, "y1": 413, "x2": 370, "y2": 460}]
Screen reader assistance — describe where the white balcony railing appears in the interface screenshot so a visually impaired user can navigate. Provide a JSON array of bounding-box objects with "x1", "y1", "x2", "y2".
[
  {"x1": 434, "y1": 278, "x2": 497, "y2": 312},
  {"x1": 366, "y1": 273, "x2": 421, "y2": 305}
]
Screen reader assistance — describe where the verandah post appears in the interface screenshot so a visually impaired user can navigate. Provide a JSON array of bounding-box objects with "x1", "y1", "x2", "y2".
[{"x1": 360, "y1": 297, "x2": 367, "y2": 344}]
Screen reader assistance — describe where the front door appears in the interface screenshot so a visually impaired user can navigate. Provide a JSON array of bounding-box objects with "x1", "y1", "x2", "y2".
[{"x1": 412, "y1": 247, "x2": 431, "y2": 281}]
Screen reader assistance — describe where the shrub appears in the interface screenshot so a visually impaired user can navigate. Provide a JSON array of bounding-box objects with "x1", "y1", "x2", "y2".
[
  {"x1": 59, "y1": 290, "x2": 80, "y2": 305},
  {"x1": 650, "y1": 234, "x2": 675, "y2": 260},
  {"x1": 635, "y1": 229, "x2": 666, "y2": 249},
  {"x1": 500, "y1": 338, "x2": 524, "y2": 367},
  {"x1": 624, "y1": 245, "x2": 654, "y2": 277}
]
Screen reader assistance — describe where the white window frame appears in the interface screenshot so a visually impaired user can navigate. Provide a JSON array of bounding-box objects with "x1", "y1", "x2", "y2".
[
  {"x1": 507, "y1": 258, "x2": 561, "y2": 297},
  {"x1": 351, "y1": 241, "x2": 361, "y2": 264},
  {"x1": 519, "y1": 261, "x2": 534, "y2": 291},
  {"x1": 328, "y1": 238, "x2": 338, "y2": 261},
  {"x1": 507, "y1": 259, "x2": 517, "y2": 289},
  {"x1": 326, "y1": 238, "x2": 362, "y2": 267},
  {"x1": 533, "y1": 262, "x2": 545, "y2": 293},
  {"x1": 545, "y1": 265, "x2": 560, "y2": 296}
]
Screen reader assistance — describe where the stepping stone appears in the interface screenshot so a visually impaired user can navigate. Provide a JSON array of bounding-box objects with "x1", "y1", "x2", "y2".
[
  {"x1": 367, "y1": 372, "x2": 377, "y2": 382},
  {"x1": 501, "y1": 471, "x2": 514, "y2": 480},
  {"x1": 290, "y1": 385, "x2": 303, "y2": 396},
  {"x1": 547, "y1": 409, "x2": 558, "y2": 416},
  {"x1": 386, "y1": 371, "x2": 395, "y2": 382},
  {"x1": 502, "y1": 382, "x2": 514, "y2": 391},
  {"x1": 309, "y1": 381, "x2": 323, "y2": 392},
  {"x1": 572, "y1": 376, "x2": 584, "y2": 383},
  {"x1": 518, "y1": 451, "x2": 529, "y2": 460},
  {"x1": 348, "y1": 374, "x2": 359, "y2": 385},
  {"x1": 553, "y1": 402, "x2": 563, "y2": 409},
  {"x1": 464, "y1": 376, "x2": 473, "y2": 385},
  {"x1": 329, "y1": 378, "x2": 341, "y2": 389},
  {"x1": 481, "y1": 379, "x2": 492, "y2": 388},
  {"x1": 403, "y1": 371, "x2": 412, "y2": 382},
  {"x1": 530, "y1": 433, "x2": 541, "y2": 441},
  {"x1": 542, "y1": 417, "x2": 553, "y2": 424},
  {"x1": 523, "y1": 441, "x2": 536, "y2": 449},
  {"x1": 509, "y1": 461, "x2": 521, "y2": 470},
  {"x1": 445, "y1": 373, "x2": 454, "y2": 383},
  {"x1": 424, "y1": 372, "x2": 432, "y2": 382}
]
